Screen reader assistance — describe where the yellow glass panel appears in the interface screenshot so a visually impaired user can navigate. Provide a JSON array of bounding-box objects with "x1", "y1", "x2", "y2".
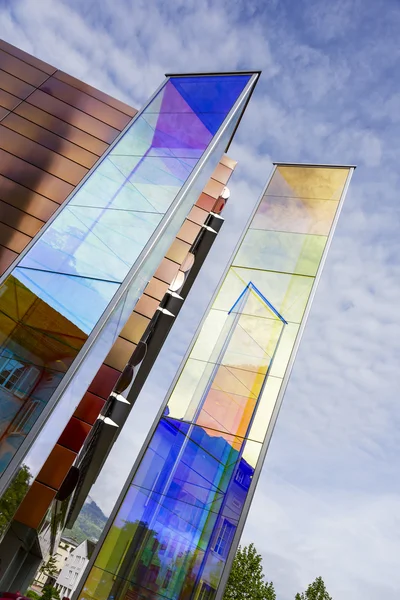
[
  {"x1": 247, "y1": 375, "x2": 282, "y2": 442},
  {"x1": 270, "y1": 323, "x2": 299, "y2": 378},
  {"x1": 234, "y1": 230, "x2": 327, "y2": 277},
  {"x1": 222, "y1": 313, "x2": 283, "y2": 374},
  {"x1": 167, "y1": 358, "x2": 212, "y2": 420},
  {"x1": 267, "y1": 166, "x2": 349, "y2": 200},
  {"x1": 80, "y1": 566, "x2": 115, "y2": 600},
  {"x1": 241, "y1": 438, "x2": 262, "y2": 469},
  {"x1": 231, "y1": 267, "x2": 312, "y2": 324},
  {"x1": 191, "y1": 309, "x2": 229, "y2": 363},
  {"x1": 251, "y1": 195, "x2": 338, "y2": 236}
]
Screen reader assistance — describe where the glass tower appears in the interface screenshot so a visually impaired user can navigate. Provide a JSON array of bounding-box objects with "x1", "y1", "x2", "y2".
[
  {"x1": 0, "y1": 71, "x2": 259, "y2": 525},
  {"x1": 78, "y1": 164, "x2": 354, "y2": 600}
]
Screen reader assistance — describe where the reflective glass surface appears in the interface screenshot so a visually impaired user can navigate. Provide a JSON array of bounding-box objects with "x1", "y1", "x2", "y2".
[
  {"x1": 0, "y1": 73, "x2": 253, "y2": 480},
  {"x1": 81, "y1": 165, "x2": 351, "y2": 600}
]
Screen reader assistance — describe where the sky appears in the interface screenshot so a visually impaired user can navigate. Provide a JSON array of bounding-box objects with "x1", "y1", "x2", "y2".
[{"x1": 1, "y1": 0, "x2": 400, "y2": 598}]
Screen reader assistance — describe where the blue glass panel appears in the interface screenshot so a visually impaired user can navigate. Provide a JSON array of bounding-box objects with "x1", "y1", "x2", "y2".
[
  {"x1": 69, "y1": 158, "x2": 160, "y2": 213},
  {"x1": 146, "y1": 75, "x2": 251, "y2": 117},
  {"x1": 20, "y1": 206, "x2": 162, "y2": 283},
  {"x1": 143, "y1": 112, "x2": 213, "y2": 157}
]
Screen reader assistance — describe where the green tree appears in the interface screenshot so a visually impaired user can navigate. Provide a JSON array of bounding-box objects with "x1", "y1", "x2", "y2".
[
  {"x1": 0, "y1": 465, "x2": 31, "y2": 535},
  {"x1": 295, "y1": 576, "x2": 332, "y2": 600},
  {"x1": 223, "y1": 543, "x2": 276, "y2": 600},
  {"x1": 40, "y1": 554, "x2": 59, "y2": 579},
  {"x1": 41, "y1": 585, "x2": 60, "y2": 600}
]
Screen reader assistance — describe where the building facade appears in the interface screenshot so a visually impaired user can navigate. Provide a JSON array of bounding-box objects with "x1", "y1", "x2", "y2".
[
  {"x1": 0, "y1": 39, "x2": 260, "y2": 591},
  {"x1": 55, "y1": 539, "x2": 95, "y2": 599},
  {"x1": 78, "y1": 164, "x2": 354, "y2": 600}
]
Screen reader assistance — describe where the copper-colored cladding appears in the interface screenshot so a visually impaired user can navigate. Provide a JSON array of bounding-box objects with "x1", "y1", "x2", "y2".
[
  {"x1": 73, "y1": 391, "x2": 106, "y2": 426},
  {"x1": 58, "y1": 418, "x2": 91, "y2": 453},
  {"x1": 36, "y1": 444, "x2": 77, "y2": 490},
  {"x1": 0, "y1": 39, "x2": 136, "y2": 277},
  {"x1": 14, "y1": 482, "x2": 56, "y2": 530}
]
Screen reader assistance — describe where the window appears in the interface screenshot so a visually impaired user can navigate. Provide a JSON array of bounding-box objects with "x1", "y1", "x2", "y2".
[
  {"x1": 235, "y1": 469, "x2": 245, "y2": 485},
  {"x1": 66, "y1": 570, "x2": 72, "y2": 580},
  {"x1": 162, "y1": 569, "x2": 173, "y2": 589},
  {"x1": 0, "y1": 351, "x2": 40, "y2": 399},
  {"x1": 214, "y1": 520, "x2": 234, "y2": 557},
  {"x1": 198, "y1": 583, "x2": 215, "y2": 600}
]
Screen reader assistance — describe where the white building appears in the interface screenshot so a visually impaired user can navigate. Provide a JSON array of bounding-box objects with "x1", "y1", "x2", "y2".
[
  {"x1": 31, "y1": 536, "x2": 78, "y2": 592},
  {"x1": 55, "y1": 540, "x2": 95, "y2": 599}
]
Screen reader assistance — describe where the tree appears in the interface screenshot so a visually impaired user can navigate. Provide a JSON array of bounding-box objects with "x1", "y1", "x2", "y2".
[
  {"x1": 41, "y1": 585, "x2": 60, "y2": 600},
  {"x1": 40, "y1": 554, "x2": 59, "y2": 579},
  {"x1": 295, "y1": 576, "x2": 332, "y2": 600},
  {"x1": 223, "y1": 543, "x2": 276, "y2": 600},
  {"x1": 0, "y1": 465, "x2": 31, "y2": 536}
]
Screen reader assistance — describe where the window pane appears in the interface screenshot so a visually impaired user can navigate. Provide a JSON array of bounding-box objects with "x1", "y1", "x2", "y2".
[
  {"x1": 267, "y1": 165, "x2": 349, "y2": 200},
  {"x1": 251, "y1": 194, "x2": 339, "y2": 236},
  {"x1": 234, "y1": 230, "x2": 327, "y2": 277},
  {"x1": 21, "y1": 206, "x2": 162, "y2": 282}
]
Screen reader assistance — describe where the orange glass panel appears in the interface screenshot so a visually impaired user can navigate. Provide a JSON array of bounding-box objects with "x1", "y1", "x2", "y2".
[
  {"x1": 187, "y1": 205, "x2": 209, "y2": 226},
  {"x1": 154, "y1": 258, "x2": 180, "y2": 284},
  {"x1": 58, "y1": 416, "x2": 91, "y2": 453},
  {"x1": 73, "y1": 391, "x2": 105, "y2": 425},
  {"x1": 166, "y1": 238, "x2": 191, "y2": 264},
  {"x1": 0, "y1": 245, "x2": 17, "y2": 275},
  {"x1": 36, "y1": 443, "x2": 76, "y2": 489},
  {"x1": 104, "y1": 337, "x2": 136, "y2": 371},
  {"x1": 134, "y1": 294, "x2": 160, "y2": 319},
  {"x1": 14, "y1": 481, "x2": 56, "y2": 529},
  {"x1": 119, "y1": 312, "x2": 151, "y2": 345},
  {"x1": 144, "y1": 277, "x2": 169, "y2": 301},
  {"x1": 176, "y1": 219, "x2": 201, "y2": 244},
  {"x1": 211, "y1": 162, "x2": 232, "y2": 184},
  {"x1": 88, "y1": 364, "x2": 120, "y2": 399},
  {"x1": 202, "y1": 178, "x2": 225, "y2": 199}
]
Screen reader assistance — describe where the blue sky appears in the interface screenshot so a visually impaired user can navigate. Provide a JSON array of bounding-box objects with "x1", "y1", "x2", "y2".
[{"x1": 1, "y1": 0, "x2": 400, "y2": 598}]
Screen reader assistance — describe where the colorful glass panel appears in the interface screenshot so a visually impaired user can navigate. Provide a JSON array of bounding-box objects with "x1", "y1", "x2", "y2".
[
  {"x1": 79, "y1": 165, "x2": 351, "y2": 600},
  {"x1": 0, "y1": 73, "x2": 253, "y2": 480}
]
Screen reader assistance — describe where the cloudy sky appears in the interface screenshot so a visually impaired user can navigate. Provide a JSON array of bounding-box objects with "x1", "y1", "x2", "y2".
[{"x1": 2, "y1": 0, "x2": 400, "y2": 598}]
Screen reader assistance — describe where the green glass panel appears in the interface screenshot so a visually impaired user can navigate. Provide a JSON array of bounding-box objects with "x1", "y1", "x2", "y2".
[{"x1": 234, "y1": 230, "x2": 327, "y2": 277}]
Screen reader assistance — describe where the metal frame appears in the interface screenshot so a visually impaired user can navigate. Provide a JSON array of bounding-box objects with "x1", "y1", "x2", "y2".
[
  {"x1": 0, "y1": 71, "x2": 259, "y2": 498},
  {"x1": 215, "y1": 165, "x2": 355, "y2": 600},
  {"x1": 165, "y1": 71, "x2": 262, "y2": 153}
]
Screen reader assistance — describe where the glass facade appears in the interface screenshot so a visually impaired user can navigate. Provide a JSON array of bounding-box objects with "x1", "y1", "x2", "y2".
[
  {"x1": 0, "y1": 73, "x2": 256, "y2": 484},
  {"x1": 79, "y1": 164, "x2": 353, "y2": 600}
]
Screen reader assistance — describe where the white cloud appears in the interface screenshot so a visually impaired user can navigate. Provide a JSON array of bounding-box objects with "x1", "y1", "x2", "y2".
[{"x1": 1, "y1": 1, "x2": 400, "y2": 598}]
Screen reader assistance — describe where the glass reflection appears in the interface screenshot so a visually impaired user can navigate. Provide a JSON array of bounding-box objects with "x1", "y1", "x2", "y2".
[{"x1": 234, "y1": 230, "x2": 327, "y2": 276}]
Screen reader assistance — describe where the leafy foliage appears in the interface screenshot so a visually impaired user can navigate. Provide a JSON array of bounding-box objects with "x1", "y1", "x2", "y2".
[
  {"x1": 26, "y1": 591, "x2": 41, "y2": 600},
  {"x1": 40, "y1": 554, "x2": 59, "y2": 579},
  {"x1": 223, "y1": 543, "x2": 276, "y2": 600},
  {"x1": 295, "y1": 576, "x2": 333, "y2": 600},
  {"x1": 0, "y1": 465, "x2": 31, "y2": 535},
  {"x1": 41, "y1": 586, "x2": 60, "y2": 600}
]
